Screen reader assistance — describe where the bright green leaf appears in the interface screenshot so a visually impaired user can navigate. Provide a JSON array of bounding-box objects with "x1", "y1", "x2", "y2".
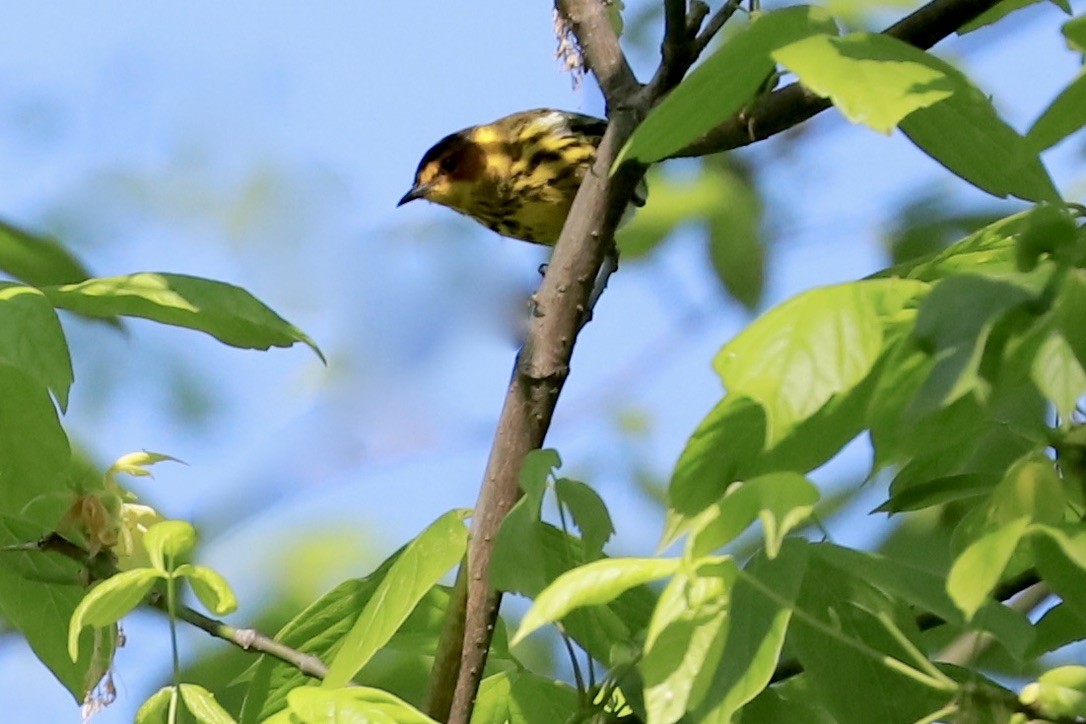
[
  {"x1": 506, "y1": 672, "x2": 581, "y2": 724},
  {"x1": 512, "y1": 557, "x2": 679, "y2": 645},
  {"x1": 715, "y1": 278, "x2": 925, "y2": 446},
  {"x1": 179, "y1": 684, "x2": 237, "y2": 724},
  {"x1": 0, "y1": 284, "x2": 73, "y2": 410},
  {"x1": 322, "y1": 509, "x2": 469, "y2": 688},
  {"x1": 520, "y1": 448, "x2": 560, "y2": 504},
  {"x1": 772, "y1": 33, "x2": 953, "y2": 134},
  {"x1": 106, "y1": 451, "x2": 183, "y2": 486},
  {"x1": 175, "y1": 564, "x2": 238, "y2": 616},
  {"x1": 1057, "y1": 270, "x2": 1086, "y2": 371},
  {"x1": 42, "y1": 272, "x2": 323, "y2": 361},
  {"x1": 471, "y1": 671, "x2": 514, "y2": 724},
  {"x1": 688, "y1": 472, "x2": 819, "y2": 559},
  {"x1": 289, "y1": 686, "x2": 436, "y2": 723},
  {"x1": 947, "y1": 516, "x2": 1031, "y2": 620},
  {"x1": 643, "y1": 558, "x2": 737, "y2": 723},
  {"x1": 691, "y1": 540, "x2": 809, "y2": 720},
  {"x1": 136, "y1": 687, "x2": 174, "y2": 723},
  {"x1": 1028, "y1": 70, "x2": 1086, "y2": 151},
  {"x1": 1020, "y1": 666, "x2": 1086, "y2": 719},
  {"x1": 143, "y1": 520, "x2": 198, "y2": 572},
  {"x1": 618, "y1": 6, "x2": 838, "y2": 165},
  {"x1": 68, "y1": 568, "x2": 162, "y2": 661}
]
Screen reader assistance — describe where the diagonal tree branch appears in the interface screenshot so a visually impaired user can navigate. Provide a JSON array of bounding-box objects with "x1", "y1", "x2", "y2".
[
  {"x1": 429, "y1": 0, "x2": 1012, "y2": 720},
  {"x1": 672, "y1": 0, "x2": 1004, "y2": 158}
]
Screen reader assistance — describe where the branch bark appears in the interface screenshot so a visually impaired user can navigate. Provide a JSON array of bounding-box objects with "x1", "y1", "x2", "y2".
[
  {"x1": 672, "y1": 0, "x2": 1004, "y2": 158},
  {"x1": 428, "y1": 0, "x2": 1013, "y2": 719}
]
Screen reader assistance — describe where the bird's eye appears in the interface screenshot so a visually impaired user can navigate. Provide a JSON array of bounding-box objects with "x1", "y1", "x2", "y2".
[{"x1": 439, "y1": 153, "x2": 460, "y2": 173}]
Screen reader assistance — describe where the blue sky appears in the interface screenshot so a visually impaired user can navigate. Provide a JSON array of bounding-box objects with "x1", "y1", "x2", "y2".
[{"x1": 0, "y1": 2, "x2": 1081, "y2": 720}]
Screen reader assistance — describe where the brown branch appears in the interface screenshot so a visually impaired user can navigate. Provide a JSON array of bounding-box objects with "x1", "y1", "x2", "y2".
[
  {"x1": 146, "y1": 592, "x2": 331, "y2": 680},
  {"x1": 673, "y1": 0, "x2": 1005, "y2": 158},
  {"x1": 13, "y1": 533, "x2": 332, "y2": 683},
  {"x1": 693, "y1": 0, "x2": 744, "y2": 55},
  {"x1": 429, "y1": 0, "x2": 1012, "y2": 719}
]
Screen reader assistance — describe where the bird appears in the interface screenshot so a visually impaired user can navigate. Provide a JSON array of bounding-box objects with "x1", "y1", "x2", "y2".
[{"x1": 398, "y1": 109, "x2": 610, "y2": 246}]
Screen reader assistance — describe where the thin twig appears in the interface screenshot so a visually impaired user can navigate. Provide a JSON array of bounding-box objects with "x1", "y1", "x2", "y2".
[
  {"x1": 674, "y1": 0, "x2": 1005, "y2": 158},
  {"x1": 693, "y1": 0, "x2": 744, "y2": 54},
  {"x1": 12, "y1": 532, "x2": 332, "y2": 682}
]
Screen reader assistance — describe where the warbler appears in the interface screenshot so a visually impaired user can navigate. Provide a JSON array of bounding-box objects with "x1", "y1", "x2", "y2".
[{"x1": 398, "y1": 109, "x2": 609, "y2": 246}]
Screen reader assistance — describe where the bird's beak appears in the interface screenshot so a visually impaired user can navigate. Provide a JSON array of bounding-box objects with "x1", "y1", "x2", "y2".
[{"x1": 397, "y1": 185, "x2": 427, "y2": 207}]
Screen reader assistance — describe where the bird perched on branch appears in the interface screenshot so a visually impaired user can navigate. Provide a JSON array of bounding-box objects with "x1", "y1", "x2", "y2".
[{"x1": 399, "y1": 109, "x2": 639, "y2": 246}]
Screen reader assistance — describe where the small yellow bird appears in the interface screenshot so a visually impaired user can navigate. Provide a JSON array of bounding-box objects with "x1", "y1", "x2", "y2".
[{"x1": 398, "y1": 109, "x2": 609, "y2": 246}]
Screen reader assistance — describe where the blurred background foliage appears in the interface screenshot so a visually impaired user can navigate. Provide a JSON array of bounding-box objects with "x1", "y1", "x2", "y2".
[{"x1": 0, "y1": 0, "x2": 1082, "y2": 720}]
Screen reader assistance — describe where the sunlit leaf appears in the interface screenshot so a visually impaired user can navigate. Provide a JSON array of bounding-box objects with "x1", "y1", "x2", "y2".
[
  {"x1": 618, "y1": 6, "x2": 838, "y2": 165},
  {"x1": 958, "y1": 0, "x2": 1046, "y2": 34},
  {"x1": 643, "y1": 559, "x2": 737, "y2": 724},
  {"x1": 179, "y1": 684, "x2": 237, "y2": 724},
  {"x1": 511, "y1": 557, "x2": 679, "y2": 645},
  {"x1": 42, "y1": 272, "x2": 323, "y2": 361},
  {"x1": 947, "y1": 516, "x2": 1030, "y2": 620},
  {"x1": 68, "y1": 568, "x2": 162, "y2": 661},
  {"x1": 715, "y1": 278, "x2": 925, "y2": 446},
  {"x1": 288, "y1": 686, "x2": 436, "y2": 723},
  {"x1": 174, "y1": 564, "x2": 238, "y2": 616},
  {"x1": 1020, "y1": 666, "x2": 1086, "y2": 719},
  {"x1": 773, "y1": 33, "x2": 954, "y2": 134},
  {"x1": 691, "y1": 540, "x2": 809, "y2": 721},
  {"x1": 322, "y1": 509, "x2": 469, "y2": 688},
  {"x1": 143, "y1": 520, "x2": 198, "y2": 573}
]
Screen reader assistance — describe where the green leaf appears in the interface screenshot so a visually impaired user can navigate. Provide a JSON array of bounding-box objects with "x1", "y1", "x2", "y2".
[
  {"x1": 618, "y1": 6, "x2": 838, "y2": 165},
  {"x1": 1030, "y1": 525, "x2": 1086, "y2": 623},
  {"x1": 705, "y1": 163, "x2": 766, "y2": 308},
  {"x1": 106, "y1": 451, "x2": 183, "y2": 485},
  {"x1": 1020, "y1": 666, "x2": 1086, "y2": 719},
  {"x1": 899, "y1": 64, "x2": 1059, "y2": 203},
  {"x1": 511, "y1": 557, "x2": 679, "y2": 645},
  {"x1": 691, "y1": 540, "x2": 809, "y2": 721},
  {"x1": 136, "y1": 687, "x2": 173, "y2": 723},
  {"x1": 554, "y1": 478, "x2": 614, "y2": 558},
  {"x1": 0, "y1": 219, "x2": 93, "y2": 287},
  {"x1": 180, "y1": 684, "x2": 237, "y2": 724},
  {"x1": 909, "y1": 274, "x2": 1033, "y2": 416},
  {"x1": 322, "y1": 509, "x2": 469, "y2": 688},
  {"x1": 643, "y1": 559, "x2": 737, "y2": 723},
  {"x1": 1056, "y1": 271, "x2": 1086, "y2": 373},
  {"x1": 1028, "y1": 70, "x2": 1086, "y2": 152},
  {"x1": 0, "y1": 515, "x2": 117, "y2": 702},
  {"x1": 1028, "y1": 604, "x2": 1086, "y2": 658},
  {"x1": 687, "y1": 472, "x2": 819, "y2": 559},
  {"x1": 471, "y1": 672, "x2": 515, "y2": 724},
  {"x1": 813, "y1": 542, "x2": 1034, "y2": 659},
  {"x1": 772, "y1": 33, "x2": 954, "y2": 134},
  {"x1": 1064, "y1": 14, "x2": 1086, "y2": 52},
  {"x1": 958, "y1": 0, "x2": 1046, "y2": 34},
  {"x1": 947, "y1": 516, "x2": 1031, "y2": 620},
  {"x1": 0, "y1": 365, "x2": 71, "y2": 516},
  {"x1": 791, "y1": 557, "x2": 951, "y2": 723},
  {"x1": 143, "y1": 520, "x2": 198, "y2": 573},
  {"x1": 506, "y1": 673, "x2": 581, "y2": 724},
  {"x1": 715, "y1": 278, "x2": 926, "y2": 446},
  {"x1": 175, "y1": 564, "x2": 238, "y2": 616},
  {"x1": 42, "y1": 272, "x2": 323, "y2": 361},
  {"x1": 68, "y1": 568, "x2": 162, "y2": 661},
  {"x1": 288, "y1": 686, "x2": 437, "y2": 723},
  {"x1": 0, "y1": 284, "x2": 73, "y2": 410},
  {"x1": 240, "y1": 550, "x2": 503, "y2": 722}
]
